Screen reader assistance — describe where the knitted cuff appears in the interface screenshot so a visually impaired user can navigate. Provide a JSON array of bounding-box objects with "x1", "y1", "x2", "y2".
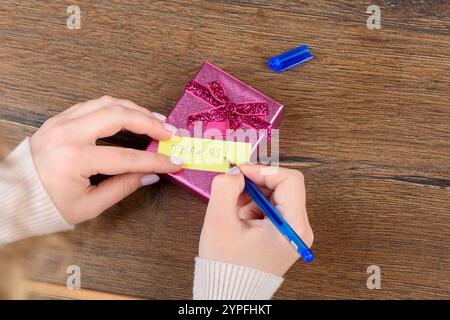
[{"x1": 193, "y1": 257, "x2": 283, "y2": 300}]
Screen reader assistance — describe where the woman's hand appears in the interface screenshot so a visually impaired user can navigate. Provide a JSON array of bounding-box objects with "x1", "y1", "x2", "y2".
[
  {"x1": 30, "y1": 96, "x2": 183, "y2": 225},
  {"x1": 199, "y1": 165, "x2": 314, "y2": 277}
]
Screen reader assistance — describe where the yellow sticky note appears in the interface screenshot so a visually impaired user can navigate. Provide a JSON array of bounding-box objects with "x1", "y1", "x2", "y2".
[{"x1": 158, "y1": 136, "x2": 251, "y2": 173}]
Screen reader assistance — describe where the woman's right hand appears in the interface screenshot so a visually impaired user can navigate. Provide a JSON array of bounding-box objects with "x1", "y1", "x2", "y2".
[{"x1": 198, "y1": 164, "x2": 314, "y2": 277}]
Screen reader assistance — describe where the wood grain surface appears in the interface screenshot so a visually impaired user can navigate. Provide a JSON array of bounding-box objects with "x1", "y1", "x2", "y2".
[{"x1": 1, "y1": 1, "x2": 449, "y2": 299}]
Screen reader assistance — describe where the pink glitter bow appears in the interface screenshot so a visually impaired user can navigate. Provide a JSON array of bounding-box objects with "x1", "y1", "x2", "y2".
[{"x1": 185, "y1": 80, "x2": 272, "y2": 141}]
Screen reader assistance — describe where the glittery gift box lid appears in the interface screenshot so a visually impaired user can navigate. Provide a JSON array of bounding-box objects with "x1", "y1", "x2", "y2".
[{"x1": 147, "y1": 61, "x2": 284, "y2": 202}]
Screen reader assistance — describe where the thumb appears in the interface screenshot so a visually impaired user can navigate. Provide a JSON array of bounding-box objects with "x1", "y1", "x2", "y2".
[
  {"x1": 78, "y1": 172, "x2": 151, "y2": 223},
  {"x1": 205, "y1": 166, "x2": 245, "y2": 228}
]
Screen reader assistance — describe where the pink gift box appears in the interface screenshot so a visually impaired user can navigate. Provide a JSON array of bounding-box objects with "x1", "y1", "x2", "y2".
[{"x1": 147, "y1": 61, "x2": 284, "y2": 202}]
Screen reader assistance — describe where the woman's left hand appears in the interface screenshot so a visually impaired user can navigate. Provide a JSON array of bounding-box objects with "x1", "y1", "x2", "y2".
[{"x1": 30, "y1": 96, "x2": 183, "y2": 225}]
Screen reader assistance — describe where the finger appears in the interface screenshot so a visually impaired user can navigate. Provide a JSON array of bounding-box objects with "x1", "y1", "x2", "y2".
[
  {"x1": 260, "y1": 208, "x2": 314, "y2": 248},
  {"x1": 75, "y1": 105, "x2": 176, "y2": 143},
  {"x1": 79, "y1": 172, "x2": 147, "y2": 218},
  {"x1": 239, "y1": 164, "x2": 302, "y2": 190},
  {"x1": 238, "y1": 201, "x2": 264, "y2": 220},
  {"x1": 62, "y1": 96, "x2": 162, "y2": 120},
  {"x1": 240, "y1": 164, "x2": 306, "y2": 224},
  {"x1": 81, "y1": 146, "x2": 183, "y2": 176},
  {"x1": 240, "y1": 164, "x2": 305, "y2": 204},
  {"x1": 205, "y1": 169, "x2": 245, "y2": 228},
  {"x1": 236, "y1": 185, "x2": 272, "y2": 207},
  {"x1": 237, "y1": 186, "x2": 272, "y2": 220}
]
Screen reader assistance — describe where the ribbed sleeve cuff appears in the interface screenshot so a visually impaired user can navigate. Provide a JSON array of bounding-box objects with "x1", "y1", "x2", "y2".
[
  {"x1": 0, "y1": 138, "x2": 73, "y2": 245},
  {"x1": 193, "y1": 257, "x2": 283, "y2": 300}
]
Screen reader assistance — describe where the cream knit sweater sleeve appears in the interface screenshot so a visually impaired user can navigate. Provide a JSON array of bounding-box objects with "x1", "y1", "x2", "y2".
[
  {"x1": 1, "y1": 138, "x2": 283, "y2": 299},
  {"x1": 193, "y1": 257, "x2": 283, "y2": 299},
  {"x1": 0, "y1": 138, "x2": 73, "y2": 244}
]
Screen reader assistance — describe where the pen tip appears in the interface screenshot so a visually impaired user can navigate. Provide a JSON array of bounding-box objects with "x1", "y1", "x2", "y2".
[{"x1": 224, "y1": 158, "x2": 237, "y2": 168}]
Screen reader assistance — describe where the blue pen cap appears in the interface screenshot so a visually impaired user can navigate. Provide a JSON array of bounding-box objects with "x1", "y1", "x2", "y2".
[{"x1": 268, "y1": 44, "x2": 313, "y2": 72}]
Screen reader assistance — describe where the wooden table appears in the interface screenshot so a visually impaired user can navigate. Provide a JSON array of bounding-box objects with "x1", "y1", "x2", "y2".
[{"x1": 1, "y1": 1, "x2": 449, "y2": 299}]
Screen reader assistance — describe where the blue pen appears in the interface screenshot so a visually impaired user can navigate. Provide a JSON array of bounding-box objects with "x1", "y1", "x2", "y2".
[{"x1": 229, "y1": 162, "x2": 314, "y2": 263}]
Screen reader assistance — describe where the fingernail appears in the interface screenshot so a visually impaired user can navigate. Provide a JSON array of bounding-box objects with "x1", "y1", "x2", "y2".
[
  {"x1": 140, "y1": 174, "x2": 160, "y2": 186},
  {"x1": 164, "y1": 123, "x2": 178, "y2": 133},
  {"x1": 170, "y1": 156, "x2": 184, "y2": 166},
  {"x1": 153, "y1": 112, "x2": 167, "y2": 121},
  {"x1": 226, "y1": 166, "x2": 241, "y2": 175}
]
